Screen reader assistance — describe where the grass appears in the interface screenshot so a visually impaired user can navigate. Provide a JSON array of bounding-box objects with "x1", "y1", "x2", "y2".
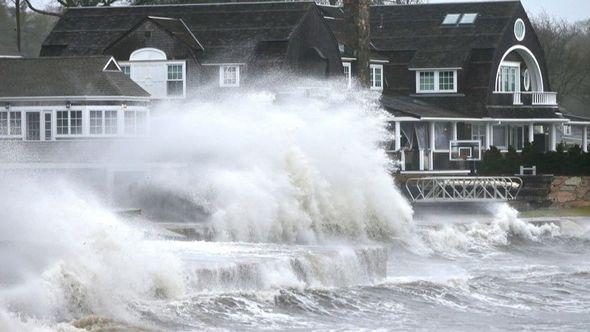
[{"x1": 520, "y1": 206, "x2": 590, "y2": 218}]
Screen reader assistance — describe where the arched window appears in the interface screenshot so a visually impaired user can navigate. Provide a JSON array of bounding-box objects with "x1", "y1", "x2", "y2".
[{"x1": 129, "y1": 48, "x2": 167, "y2": 61}]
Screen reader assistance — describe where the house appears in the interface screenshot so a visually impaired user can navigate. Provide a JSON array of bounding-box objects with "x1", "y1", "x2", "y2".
[
  {"x1": 40, "y1": 2, "x2": 343, "y2": 100},
  {"x1": 0, "y1": 56, "x2": 150, "y2": 143},
  {"x1": 321, "y1": 1, "x2": 589, "y2": 173}
]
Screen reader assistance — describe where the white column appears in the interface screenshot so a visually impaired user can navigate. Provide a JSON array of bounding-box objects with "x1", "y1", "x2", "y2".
[
  {"x1": 419, "y1": 149, "x2": 425, "y2": 171},
  {"x1": 550, "y1": 124, "x2": 557, "y2": 151},
  {"x1": 583, "y1": 126, "x2": 588, "y2": 153},
  {"x1": 394, "y1": 121, "x2": 401, "y2": 151},
  {"x1": 429, "y1": 122, "x2": 436, "y2": 171},
  {"x1": 400, "y1": 150, "x2": 406, "y2": 171},
  {"x1": 485, "y1": 123, "x2": 492, "y2": 149},
  {"x1": 528, "y1": 123, "x2": 535, "y2": 143},
  {"x1": 452, "y1": 121, "x2": 458, "y2": 141}
]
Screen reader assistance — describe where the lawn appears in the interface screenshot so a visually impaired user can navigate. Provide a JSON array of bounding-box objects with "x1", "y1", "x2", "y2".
[{"x1": 520, "y1": 206, "x2": 590, "y2": 218}]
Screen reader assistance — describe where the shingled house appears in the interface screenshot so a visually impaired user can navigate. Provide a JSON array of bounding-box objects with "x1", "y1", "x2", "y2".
[
  {"x1": 0, "y1": 56, "x2": 150, "y2": 142},
  {"x1": 40, "y1": 2, "x2": 343, "y2": 100},
  {"x1": 322, "y1": 1, "x2": 589, "y2": 172}
]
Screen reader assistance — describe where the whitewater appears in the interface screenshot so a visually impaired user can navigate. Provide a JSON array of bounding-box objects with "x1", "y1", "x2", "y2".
[{"x1": 1, "y1": 83, "x2": 589, "y2": 331}]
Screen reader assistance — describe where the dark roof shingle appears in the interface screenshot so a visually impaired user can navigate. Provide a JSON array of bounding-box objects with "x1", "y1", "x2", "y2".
[{"x1": 0, "y1": 56, "x2": 149, "y2": 98}]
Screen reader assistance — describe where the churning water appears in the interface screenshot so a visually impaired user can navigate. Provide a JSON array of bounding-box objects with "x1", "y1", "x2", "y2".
[{"x1": 0, "y1": 84, "x2": 589, "y2": 331}]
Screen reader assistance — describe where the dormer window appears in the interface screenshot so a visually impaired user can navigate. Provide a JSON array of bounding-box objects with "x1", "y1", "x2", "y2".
[
  {"x1": 120, "y1": 65, "x2": 130, "y2": 76},
  {"x1": 442, "y1": 14, "x2": 461, "y2": 25},
  {"x1": 416, "y1": 70, "x2": 457, "y2": 93}
]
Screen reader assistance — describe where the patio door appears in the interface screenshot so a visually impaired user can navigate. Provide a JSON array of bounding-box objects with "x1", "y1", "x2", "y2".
[
  {"x1": 26, "y1": 112, "x2": 41, "y2": 140},
  {"x1": 26, "y1": 111, "x2": 52, "y2": 141}
]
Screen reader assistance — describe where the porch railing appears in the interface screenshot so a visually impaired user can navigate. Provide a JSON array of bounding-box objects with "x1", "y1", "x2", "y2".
[{"x1": 512, "y1": 91, "x2": 558, "y2": 106}]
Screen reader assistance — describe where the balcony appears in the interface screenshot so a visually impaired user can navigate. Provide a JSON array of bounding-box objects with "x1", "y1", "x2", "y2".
[{"x1": 512, "y1": 91, "x2": 558, "y2": 106}]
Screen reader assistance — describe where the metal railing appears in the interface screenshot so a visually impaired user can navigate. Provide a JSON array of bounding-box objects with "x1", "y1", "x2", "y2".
[
  {"x1": 512, "y1": 91, "x2": 558, "y2": 106},
  {"x1": 405, "y1": 176, "x2": 523, "y2": 203}
]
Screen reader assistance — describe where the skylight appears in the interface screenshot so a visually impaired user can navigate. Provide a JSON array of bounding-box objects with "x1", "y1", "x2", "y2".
[
  {"x1": 459, "y1": 13, "x2": 478, "y2": 24},
  {"x1": 442, "y1": 14, "x2": 461, "y2": 25}
]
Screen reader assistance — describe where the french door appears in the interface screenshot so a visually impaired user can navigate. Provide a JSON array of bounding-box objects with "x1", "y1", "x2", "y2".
[{"x1": 25, "y1": 111, "x2": 52, "y2": 141}]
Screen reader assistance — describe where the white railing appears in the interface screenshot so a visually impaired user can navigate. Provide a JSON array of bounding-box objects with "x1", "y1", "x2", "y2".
[
  {"x1": 405, "y1": 177, "x2": 523, "y2": 203},
  {"x1": 511, "y1": 91, "x2": 558, "y2": 106}
]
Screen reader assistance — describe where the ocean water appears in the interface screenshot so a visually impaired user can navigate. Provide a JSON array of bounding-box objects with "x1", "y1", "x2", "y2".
[{"x1": 0, "y1": 85, "x2": 589, "y2": 331}]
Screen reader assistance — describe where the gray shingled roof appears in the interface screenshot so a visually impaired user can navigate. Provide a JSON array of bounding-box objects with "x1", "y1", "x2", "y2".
[
  {"x1": 321, "y1": 1, "x2": 521, "y2": 68},
  {"x1": 381, "y1": 95, "x2": 465, "y2": 119},
  {"x1": 41, "y1": 2, "x2": 316, "y2": 63},
  {"x1": 0, "y1": 56, "x2": 150, "y2": 98}
]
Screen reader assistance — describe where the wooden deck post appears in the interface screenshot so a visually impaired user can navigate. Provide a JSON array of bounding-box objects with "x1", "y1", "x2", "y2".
[{"x1": 583, "y1": 126, "x2": 588, "y2": 153}]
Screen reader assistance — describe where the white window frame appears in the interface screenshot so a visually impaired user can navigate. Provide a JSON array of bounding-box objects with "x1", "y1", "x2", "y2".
[
  {"x1": 492, "y1": 125, "x2": 509, "y2": 150},
  {"x1": 471, "y1": 123, "x2": 486, "y2": 148},
  {"x1": 124, "y1": 109, "x2": 149, "y2": 136},
  {"x1": 0, "y1": 110, "x2": 23, "y2": 138},
  {"x1": 118, "y1": 60, "x2": 186, "y2": 99},
  {"x1": 415, "y1": 70, "x2": 458, "y2": 93},
  {"x1": 343, "y1": 62, "x2": 352, "y2": 88},
  {"x1": 370, "y1": 64, "x2": 383, "y2": 91},
  {"x1": 88, "y1": 109, "x2": 120, "y2": 137},
  {"x1": 563, "y1": 124, "x2": 572, "y2": 136},
  {"x1": 219, "y1": 65, "x2": 240, "y2": 88},
  {"x1": 495, "y1": 61, "x2": 520, "y2": 93},
  {"x1": 56, "y1": 109, "x2": 83, "y2": 137},
  {"x1": 120, "y1": 65, "x2": 131, "y2": 76},
  {"x1": 514, "y1": 18, "x2": 526, "y2": 41}
]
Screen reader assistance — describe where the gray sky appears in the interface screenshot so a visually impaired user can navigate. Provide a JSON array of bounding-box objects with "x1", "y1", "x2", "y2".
[
  {"x1": 429, "y1": 0, "x2": 590, "y2": 23},
  {"x1": 29, "y1": 0, "x2": 590, "y2": 23}
]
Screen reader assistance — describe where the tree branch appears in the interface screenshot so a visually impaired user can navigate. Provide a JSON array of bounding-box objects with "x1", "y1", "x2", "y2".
[{"x1": 24, "y1": 0, "x2": 63, "y2": 16}]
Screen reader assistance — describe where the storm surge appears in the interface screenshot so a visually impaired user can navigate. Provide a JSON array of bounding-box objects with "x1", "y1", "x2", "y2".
[{"x1": 0, "y1": 83, "x2": 587, "y2": 331}]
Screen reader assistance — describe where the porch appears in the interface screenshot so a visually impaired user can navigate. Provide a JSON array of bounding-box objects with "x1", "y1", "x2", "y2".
[{"x1": 387, "y1": 119, "x2": 588, "y2": 173}]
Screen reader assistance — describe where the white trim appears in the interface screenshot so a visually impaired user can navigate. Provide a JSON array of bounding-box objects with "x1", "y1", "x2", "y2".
[
  {"x1": 0, "y1": 55, "x2": 22, "y2": 59},
  {"x1": 102, "y1": 57, "x2": 122, "y2": 72},
  {"x1": 0, "y1": 96, "x2": 150, "y2": 102},
  {"x1": 514, "y1": 18, "x2": 526, "y2": 42},
  {"x1": 370, "y1": 59, "x2": 389, "y2": 64},
  {"x1": 370, "y1": 64, "x2": 384, "y2": 91},
  {"x1": 129, "y1": 47, "x2": 167, "y2": 61},
  {"x1": 341, "y1": 57, "x2": 357, "y2": 61},
  {"x1": 416, "y1": 70, "x2": 458, "y2": 94},
  {"x1": 401, "y1": 170, "x2": 471, "y2": 175},
  {"x1": 409, "y1": 67, "x2": 462, "y2": 71},
  {"x1": 202, "y1": 62, "x2": 246, "y2": 66},
  {"x1": 583, "y1": 126, "x2": 588, "y2": 153},
  {"x1": 495, "y1": 45, "x2": 544, "y2": 93},
  {"x1": 342, "y1": 62, "x2": 352, "y2": 88}
]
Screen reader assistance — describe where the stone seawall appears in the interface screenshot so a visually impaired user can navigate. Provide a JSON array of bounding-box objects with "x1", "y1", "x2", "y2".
[{"x1": 549, "y1": 176, "x2": 590, "y2": 208}]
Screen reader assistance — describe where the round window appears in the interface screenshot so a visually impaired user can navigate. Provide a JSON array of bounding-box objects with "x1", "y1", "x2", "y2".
[
  {"x1": 523, "y1": 69, "x2": 531, "y2": 91},
  {"x1": 514, "y1": 19, "x2": 526, "y2": 41}
]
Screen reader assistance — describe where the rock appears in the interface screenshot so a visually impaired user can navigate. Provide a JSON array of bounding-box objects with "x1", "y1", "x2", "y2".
[
  {"x1": 564, "y1": 177, "x2": 582, "y2": 186},
  {"x1": 557, "y1": 191, "x2": 576, "y2": 203},
  {"x1": 562, "y1": 185, "x2": 577, "y2": 192},
  {"x1": 569, "y1": 200, "x2": 590, "y2": 208}
]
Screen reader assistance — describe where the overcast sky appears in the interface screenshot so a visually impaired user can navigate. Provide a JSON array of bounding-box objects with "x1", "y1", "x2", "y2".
[
  {"x1": 29, "y1": 0, "x2": 590, "y2": 23},
  {"x1": 429, "y1": 0, "x2": 590, "y2": 23}
]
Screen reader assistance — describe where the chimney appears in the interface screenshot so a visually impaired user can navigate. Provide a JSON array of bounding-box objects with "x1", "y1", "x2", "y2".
[{"x1": 343, "y1": 0, "x2": 371, "y2": 87}]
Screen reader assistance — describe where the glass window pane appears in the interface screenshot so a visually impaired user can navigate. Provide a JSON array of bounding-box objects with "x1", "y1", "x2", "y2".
[
  {"x1": 460, "y1": 13, "x2": 478, "y2": 24},
  {"x1": 419, "y1": 72, "x2": 435, "y2": 91},
  {"x1": 90, "y1": 110, "x2": 103, "y2": 135},
  {"x1": 443, "y1": 13, "x2": 461, "y2": 25},
  {"x1": 438, "y1": 71, "x2": 455, "y2": 91},
  {"x1": 0, "y1": 112, "x2": 7, "y2": 135},
  {"x1": 435, "y1": 122, "x2": 452, "y2": 150},
  {"x1": 105, "y1": 110, "x2": 118, "y2": 134},
  {"x1": 57, "y1": 111, "x2": 68, "y2": 135},
  {"x1": 9, "y1": 112, "x2": 21, "y2": 135},
  {"x1": 493, "y1": 126, "x2": 507, "y2": 148},
  {"x1": 70, "y1": 111, "x2": 82, "y2": 135},
  {"x1": 125, "y1": 111, "x2": 135, "y2": 135}
]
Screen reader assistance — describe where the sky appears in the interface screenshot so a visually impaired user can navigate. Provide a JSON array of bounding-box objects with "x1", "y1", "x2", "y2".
[
  {"x1": 429, "y1": 0, "x2": 590, "y2": 23},
  {"x1": 27, "y1": 0, "x2": 590, "y2": 23}
]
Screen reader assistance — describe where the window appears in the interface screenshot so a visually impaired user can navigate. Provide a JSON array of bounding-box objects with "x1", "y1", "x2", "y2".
[
  {"x1": 442, "y1": 13, "x2": 461, "y2": 25},
  {"x1": 90, "y1": 110, "x2": 103, "y2": 135},
  {"x1": 220, "y1": 65, "x2": 240, "y2": 87},
  {"x1": 493, "y1": 125, "x2": 508, "y2": 149},
  {"x1": 0, "y1": 112, "x2": 7, "y2": 135},
  {"x1": 70, "y1": 111, "x2": 82, "y2": 135},
  {"x1": 459, "y1": 13, "x2": 478, "y2": 24},
  {"x1": 417, "y1": 71, "x2": 457, "y2": 93},
  {"x1": 105, "y1": 111, "x2": 118, "y2": 134},
  {"x1": 121, "y1": 65, "x2": 130, "y2": 76},
  {"x1": 523, "y1": 69, "x2": 530, "y2": 91},
  {"x1": 435, "y1": 122, "x2": 452, "y2": 150},
  {"x1": 514, "y1": 19, "x2": 526, "y2": 41},
  {"x1": 56, "y1": 110, "x2": 82, "y2": 135},
  {"x1": 419, "y1": 72, "x2": 435, "y2": 92},
  {"x1": 496, "y1": 64, "x2": 520, "y2": 92},
  {"x1": 9, "y1": 112, "x2": 21, "y2": 136},
  {"x1": 471, "y1": 124, "x2": 487, "y2": 148},
  {"x1": 44, "y1": 113, "x2": 52, "y2": 140},
  {"x1": 563, "y1": 124, "x2": 572, "y2": 136},
  {"x1": 343, "y1": 62, "x2": 352, "y2": 88},
  {"x1": 370, "y1": 64, "x2": 383, "y2": 90},
  {"x1": 124, "y1": 110, "x2": 148, "y2": 135},
  {"x1": 167, "y1": 64, "x2": 184, "y2": 97},
  {"x1": 438, "y1": 71, "x2": 455, "y2": 91}
]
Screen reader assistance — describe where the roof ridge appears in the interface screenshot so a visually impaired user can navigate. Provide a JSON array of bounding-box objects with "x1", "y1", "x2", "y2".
[{"x1": 66, "y1": 1, "x2": 315, "y2": 10}]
